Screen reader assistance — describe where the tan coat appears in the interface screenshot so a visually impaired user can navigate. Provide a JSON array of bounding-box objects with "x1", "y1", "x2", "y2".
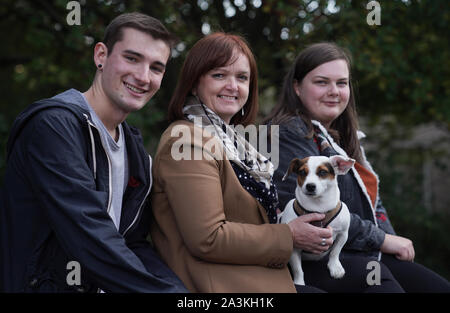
[{"x1": 150, "y1": 121, "x2": 296, "y2": 293}]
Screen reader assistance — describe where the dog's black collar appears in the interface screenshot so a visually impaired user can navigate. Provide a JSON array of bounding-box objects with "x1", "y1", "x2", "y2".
[{"x1": 293, "y1": 199, "x2": 343, "y2": 228}]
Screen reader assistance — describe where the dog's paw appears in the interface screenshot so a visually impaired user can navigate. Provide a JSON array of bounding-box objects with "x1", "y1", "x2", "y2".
[
  {"x1": 328, "y1": 261, "x2": 345, "y2": 279},
  {"x1": 293, "y1": 277, "x2": 305, "y2": 286}
]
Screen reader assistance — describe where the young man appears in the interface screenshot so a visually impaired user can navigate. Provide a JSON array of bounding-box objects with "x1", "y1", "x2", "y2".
[{"x1": 0, "y1": 12, "x2": 187, "y2": 293}]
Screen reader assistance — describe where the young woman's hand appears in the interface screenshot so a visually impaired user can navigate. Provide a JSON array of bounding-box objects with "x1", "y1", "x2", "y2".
[{"x1": 381, "y1": 234, "x2": 415, "y2": 261}]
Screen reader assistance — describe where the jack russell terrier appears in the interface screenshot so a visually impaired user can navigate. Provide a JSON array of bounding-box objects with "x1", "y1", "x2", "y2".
[{"x1": 279, "y1": 155, "x2": 355, "y2": 285}]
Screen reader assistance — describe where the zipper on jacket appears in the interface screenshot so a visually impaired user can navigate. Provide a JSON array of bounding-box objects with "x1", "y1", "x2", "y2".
[
  {"x1": 84, "y1": 114, "x2": 113, "y2": 214},
  {"x1": 122, "y1": 155, "x2": 152, "y2": 237},
  {"x1": 311, "y1": 120, "x2": 379, "y2": 226},
  {"x1": 312, "y1": 120, "x2": 382, "y2": 260},
  {"x1": 83, "y1": 114, "x2": 151, "y2": 238}
]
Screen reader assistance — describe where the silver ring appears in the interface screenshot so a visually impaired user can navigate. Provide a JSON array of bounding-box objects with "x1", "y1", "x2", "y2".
[{"x1": 321, "y1": 238, "x2": 326, "y2": 246}]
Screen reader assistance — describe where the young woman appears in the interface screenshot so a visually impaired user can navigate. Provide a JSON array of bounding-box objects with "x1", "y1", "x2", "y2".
[{"x1": 265, "y1": 42, "x2": 450, "y2": 293}]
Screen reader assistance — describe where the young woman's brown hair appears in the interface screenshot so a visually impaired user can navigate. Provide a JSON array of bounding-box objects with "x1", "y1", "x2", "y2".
[
  {"x1": 168, "y1": 32, "x2": 259, "y2": 126},
  {"x1": 265, "y1": 42, "x2": 362, "y2": 163}
]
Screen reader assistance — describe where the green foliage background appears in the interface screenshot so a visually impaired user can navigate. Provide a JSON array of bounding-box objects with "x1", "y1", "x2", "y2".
[{"x1": 1, "y1": 0, "x2": 449, "y2": 281}]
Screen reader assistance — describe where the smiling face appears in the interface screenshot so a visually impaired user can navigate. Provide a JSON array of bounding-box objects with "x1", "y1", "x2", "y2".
[
  {"x1": 294, "y1": 59, "x2": 350, "y2": 128},
  {"x1": 97, "y1": 27, "x2": 171, "y2": 114},
  {"x1": 193, "y1": 51, "x2": 250, "y2": 124}
]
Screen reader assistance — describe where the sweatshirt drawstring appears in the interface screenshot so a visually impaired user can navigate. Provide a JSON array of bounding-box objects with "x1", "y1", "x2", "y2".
[{"x1": 84, "y1": 114, "x2": 97, "y2": 179}]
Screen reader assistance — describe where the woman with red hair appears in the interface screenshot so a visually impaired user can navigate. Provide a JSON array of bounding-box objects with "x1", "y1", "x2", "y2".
[{"x1": 150, "y1": 33, "x2": 325, "y2": 293}]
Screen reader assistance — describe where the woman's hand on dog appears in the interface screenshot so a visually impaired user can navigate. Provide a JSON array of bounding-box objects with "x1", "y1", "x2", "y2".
[
  {"x1": 287, "y1": 213, "x2": 334, "y2": 254},
  {"x1": 381, "y1": 234, "x2": 415, "y2": 261}
]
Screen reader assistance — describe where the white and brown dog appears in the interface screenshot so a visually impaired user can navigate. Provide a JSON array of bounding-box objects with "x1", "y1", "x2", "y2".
[{"x1": 279, "y1": 155, "x2": 355, "y2": 285}]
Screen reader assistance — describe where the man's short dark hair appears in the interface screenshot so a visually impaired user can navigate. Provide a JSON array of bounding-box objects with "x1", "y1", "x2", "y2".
[{"x1": 103, "y1": 12, "x2": 177, "y2": 54}]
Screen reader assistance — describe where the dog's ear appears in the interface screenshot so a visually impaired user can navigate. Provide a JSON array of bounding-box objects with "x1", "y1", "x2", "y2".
[
  {"x1": 329, "y1": 155, "x2": 355, "y2": 175},
  {"x1": 282, "y1": 158, "x2": 305, "y2": 181}
]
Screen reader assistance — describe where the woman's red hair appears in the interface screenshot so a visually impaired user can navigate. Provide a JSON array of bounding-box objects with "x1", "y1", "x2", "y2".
[{"x1": 167, "y1": 32, "x2": 258, "y2": 126}]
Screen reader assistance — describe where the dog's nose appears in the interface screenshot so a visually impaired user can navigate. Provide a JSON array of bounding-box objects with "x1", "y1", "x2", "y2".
[{"x1": 306, "y1": 183, "x2": 316, "y2": 192}]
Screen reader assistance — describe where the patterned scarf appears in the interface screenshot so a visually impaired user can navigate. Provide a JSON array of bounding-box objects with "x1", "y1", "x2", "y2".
[
  {"x1": 314, "y1": 128, "x2": 334, "y2": 155},
  {"x1": 182, "y1": 96, "x2": 279, "y2": 223}
]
